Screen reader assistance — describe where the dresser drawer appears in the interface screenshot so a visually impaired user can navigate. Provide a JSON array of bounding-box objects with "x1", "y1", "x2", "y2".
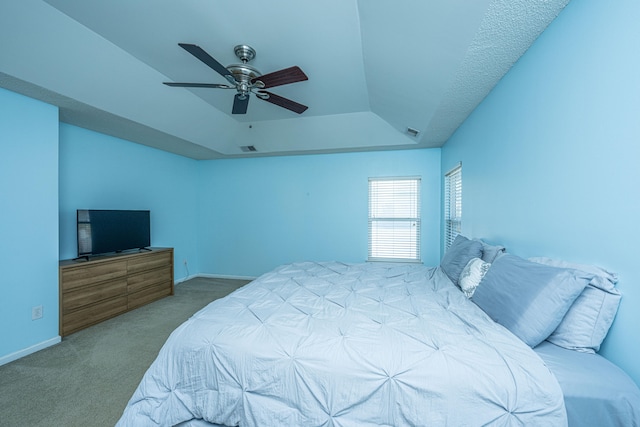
[
  {"x1": 128, "y1": 265, "x2": 172, "y2": 293},
  {"x1": 128, "y1": 281, "x2": 172, "y2": 310},
  {"x1": 127, "y1": 250, "x2": 172, "y2": 275},
  {"x1": 61, "y1": 295, "x2": 128, "y2": 336},
  {"x1": 60, "y1": 260, "x2": 127, "y2": 292},
  {"x1": 62, "y1": 279, "x2": 127, "y2": 312}
]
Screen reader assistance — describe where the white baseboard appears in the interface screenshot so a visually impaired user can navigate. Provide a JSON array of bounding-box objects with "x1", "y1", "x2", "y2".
[
  {"x1": 174, "y1": 274, "x2": 197, "y2": 285},
  {"x1": 0, "y1": 336, "x2": 61, "y2": 367}
]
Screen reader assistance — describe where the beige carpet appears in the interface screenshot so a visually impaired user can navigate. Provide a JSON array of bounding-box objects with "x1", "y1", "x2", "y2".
[{"x1": 0, "y1": 277, "x2": 249, "y2": 427}]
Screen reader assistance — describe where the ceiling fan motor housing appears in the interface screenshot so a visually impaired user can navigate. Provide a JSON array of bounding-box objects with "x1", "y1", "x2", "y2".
[
  {"x1": 227, "y1": 63, "x2": 262, "y2": 99},
  {"x1": 227, "y1": 63, "x2": 262, "y2": 83}
]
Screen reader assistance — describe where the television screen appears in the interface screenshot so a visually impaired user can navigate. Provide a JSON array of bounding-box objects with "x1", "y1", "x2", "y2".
[{"x1": 77, "y1": 209, "x2": 151, "y2": 257}]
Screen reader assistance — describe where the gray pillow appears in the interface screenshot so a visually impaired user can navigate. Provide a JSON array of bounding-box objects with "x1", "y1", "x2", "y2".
[
  {"x1": 475, "y1": 239, "x2": 506, "y2": 263},
  {"x1": 529, "y1": 257, "x2": 621, "y2": 353},
  {"x1": 440, "y1": 235, "x2": 483, "y2": 286},
  {"x1": 472, "y1": 254, "x2": 592, "y2": 347}
]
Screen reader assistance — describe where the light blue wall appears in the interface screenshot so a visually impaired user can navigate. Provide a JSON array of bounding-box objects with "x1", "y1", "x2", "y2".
[
  {"x1": 58, "y1": 124, "x2": 200, "y2": 281},
  {"x1": 441, "y1": 0, "x2": 640, "y2": 385},
  {"x1": 197, "y1": 149, "x2": 442, "y2": 277},
  {"x1": 0, "y1": 88, "x2": 59, "y2": 359}
]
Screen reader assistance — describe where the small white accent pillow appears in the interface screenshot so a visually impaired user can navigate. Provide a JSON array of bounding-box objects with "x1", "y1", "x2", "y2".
[{"x1": 459, "y1": 257, "x2": 491, "y2": 298}]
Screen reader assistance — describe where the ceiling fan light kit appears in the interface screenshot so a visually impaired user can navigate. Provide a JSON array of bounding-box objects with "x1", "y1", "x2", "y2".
[{"x1": 164, "y1": 43, "x2": 308, "y2": 115}]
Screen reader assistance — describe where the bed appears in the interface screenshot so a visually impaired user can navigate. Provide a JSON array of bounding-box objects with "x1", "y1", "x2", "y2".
[
  {"x1": 535, "y1": 341, "x2": 640, "y2": 427},
  {"x1": 117, "y1": 236, "x2": 640, "y2": 426}
]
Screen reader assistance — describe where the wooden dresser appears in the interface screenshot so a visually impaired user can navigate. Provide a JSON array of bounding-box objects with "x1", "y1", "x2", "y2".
[{"x1": 59, "y1": 247, "x2": 174, "y2": 336}]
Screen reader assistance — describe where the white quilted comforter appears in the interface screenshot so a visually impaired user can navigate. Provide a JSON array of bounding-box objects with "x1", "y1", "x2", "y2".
[{"x1": 117, "y1": 261, "x2": 566, "y2": 426}]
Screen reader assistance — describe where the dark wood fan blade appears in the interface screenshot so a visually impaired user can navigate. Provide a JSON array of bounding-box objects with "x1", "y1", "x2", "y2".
[
  {"x1": 251, "y1": 66, "x2": 308, "y2": 89},
  {"x1": 163, "y1": 82, "x2": 231, "y2": 88},
  {"x1": 232, "y1": 94, "x2": 250, "y2": 114},
  {"x1": 178, "y1": 43, "x2": 233, "y2": 79},
  {"x1": 258, "y1": 91, "x2": 308, "y2": 114}
]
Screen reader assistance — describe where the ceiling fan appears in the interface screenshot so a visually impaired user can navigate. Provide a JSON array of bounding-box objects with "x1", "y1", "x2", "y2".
[{"x1": 164, "y1": 43, "x2": 308, "y2": 115}]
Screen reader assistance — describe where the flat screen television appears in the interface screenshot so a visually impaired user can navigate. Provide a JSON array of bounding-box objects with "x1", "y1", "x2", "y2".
[{"x1": 77, "y1": 209, "x2": 151, "y2": 258}]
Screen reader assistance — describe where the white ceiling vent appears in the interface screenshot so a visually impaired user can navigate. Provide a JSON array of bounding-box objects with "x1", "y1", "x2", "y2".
[{"x1": 240, "y1": 145, "x2": 258, "y2": 152}]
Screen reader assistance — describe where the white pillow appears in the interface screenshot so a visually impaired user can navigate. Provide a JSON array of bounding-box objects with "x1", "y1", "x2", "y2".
[{"x1": 459, "y1": 257, "x2": 490, "y2": 298}]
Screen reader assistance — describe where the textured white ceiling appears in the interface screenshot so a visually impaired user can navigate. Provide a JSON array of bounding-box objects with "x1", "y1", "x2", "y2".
[{"x1": 0, "y1": 0, "x2": 570, "y2": 159}]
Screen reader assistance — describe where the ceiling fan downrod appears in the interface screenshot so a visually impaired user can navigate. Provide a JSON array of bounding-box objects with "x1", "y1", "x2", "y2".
[{"x1": 226, "y1": 45, "x2": 264, "y2": 100}]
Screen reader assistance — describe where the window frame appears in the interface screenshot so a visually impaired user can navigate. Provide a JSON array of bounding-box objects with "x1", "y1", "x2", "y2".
[
  {"x1": 367, "y1": 176, "x2": 421, "y2": 263},
  {"x1": 444, "y1": 163, "x2": 462, "y2": 250}
]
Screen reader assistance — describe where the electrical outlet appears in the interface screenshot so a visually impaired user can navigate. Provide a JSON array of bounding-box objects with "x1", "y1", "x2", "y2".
[{"x1": 32, "y1": 305, "x2": 43, "y2": 320}]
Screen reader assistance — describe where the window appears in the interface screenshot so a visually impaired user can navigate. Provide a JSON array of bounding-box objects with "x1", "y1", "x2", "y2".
[
  {"x1": 368, "y1": 177, "x2": 421, "y2": 262},
  {"x1": 444, "y1": 163, "x2": 462, "y2": 249}
]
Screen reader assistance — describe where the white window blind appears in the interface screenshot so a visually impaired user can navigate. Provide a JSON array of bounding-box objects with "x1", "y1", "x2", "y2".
[
  {"x1": 444, "y1": 164, "x2": 462, "y2": 249},
  {"x1": 368, "y1": 177, "x2": 421, "y2": 262}
]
